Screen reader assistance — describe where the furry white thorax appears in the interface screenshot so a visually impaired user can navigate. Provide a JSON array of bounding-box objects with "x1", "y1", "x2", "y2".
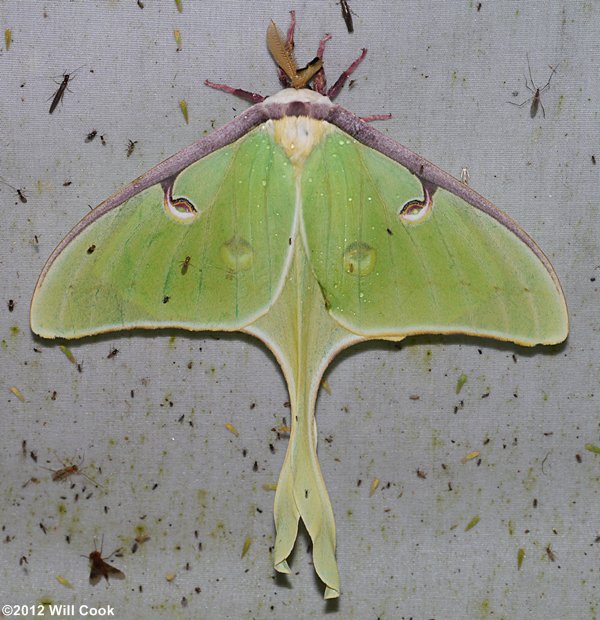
[{"x1": 263, "y1": 90, "x2": 334, "y2": 168}]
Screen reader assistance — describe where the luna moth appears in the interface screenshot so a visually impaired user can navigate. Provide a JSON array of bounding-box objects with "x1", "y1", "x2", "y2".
[{"x1": 30, "y1": 13, "x2": 568, "y2": 599}]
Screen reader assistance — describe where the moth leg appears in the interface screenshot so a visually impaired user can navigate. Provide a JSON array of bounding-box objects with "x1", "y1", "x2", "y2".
[
  {"x1": 312, "y1": 34, "x2": 333, "y2": 95},
  {"x1": 326, "y1": 47, "x2": 367, "y2": 100},
  {"x1": 203, "y1": 80, "x2": 266, "y2": 104},
  {"x1": 285, "y1": 9, "x2": 296, "y2": 49}
]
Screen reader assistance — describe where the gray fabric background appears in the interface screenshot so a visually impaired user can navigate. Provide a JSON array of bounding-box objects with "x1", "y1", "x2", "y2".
[{"x1": 1, "y1": 1, "x2": 598, "y2": 618}]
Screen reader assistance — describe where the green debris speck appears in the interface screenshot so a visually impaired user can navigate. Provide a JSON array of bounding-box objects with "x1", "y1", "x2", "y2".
[
  {"x1": 465, "y1": 515, "x2": 480, "y2": 531},
  {"x1": 59, "y1": 344, "x2": 76, "y2": 364},
  {"x1": 241, "y1": 536, "x2": 252, "y2": 558},
  {"x1": 431, "y1": 429, "x2": 445, "y2": 449},
  {"x1": 508, "y1": 520, "x2": 514, "y2": 536},
  {"x1": 584, "y1": 443, "x2": 600, "y2": 454},
  {"x1": 10, "y1": 325, "x2": 20, "y2": 336},
  {"x1": 456, "y1": 373, "x2": 468, "y2": 394},
  {"x1": 517, "y1": 547, "x2": 525, "y2": 569}
]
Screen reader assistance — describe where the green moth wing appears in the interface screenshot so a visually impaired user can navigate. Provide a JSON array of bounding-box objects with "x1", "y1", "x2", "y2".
[
  {"x1": 31, "y1": 125, "x2": 296, "y2": 338},
  {"x1": 30, "y1": 18, "x2": 568, "y2": 602},
  {"x1": 301, "y1": 124, "x2": 567, "y2": 345}
]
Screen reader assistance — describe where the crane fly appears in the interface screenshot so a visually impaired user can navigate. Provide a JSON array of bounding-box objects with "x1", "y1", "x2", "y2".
[{"x1": 509, "y1": 54, "x2": 559, "y2": 119}]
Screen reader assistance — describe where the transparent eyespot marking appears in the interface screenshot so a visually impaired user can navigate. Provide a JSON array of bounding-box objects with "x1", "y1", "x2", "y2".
[
  {"x1": 399, "y1": 186, "x2": 433, "y2": 224},
  {"x1": 221, "y1": 236, "x2": 254, "y2": 273},
  {"x1": 343, "y1": 242, "x2": 377, "y2": 276},
  {"x1": 162, "y1": 179, "x2": 198, "y2": 222}
]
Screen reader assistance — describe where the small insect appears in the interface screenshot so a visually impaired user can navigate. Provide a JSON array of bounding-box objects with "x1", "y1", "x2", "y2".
[
  {"x1": 175, "y1": 0, "x2": 183, "y2": 12},
  {"x1": 180, "y1": 255, "x2": 192, "y2": 275},
  {"x1": 225, "y1": 422, "x2": 239, "y2": 437},
  {"x1": 173, "y1": 29, "x2": 182, "y2": 52},
  {"x1": 49, "y1": 67, "x2": 83, "y2": 114},
  {"x1": 85, "y1": 130, "x2": 97, "y2": 143},
  {"x1": 179, "y1": 99, "x2": 189, "y2": 124},
  {"x1": 100, "y1": 134, "x2": 107, "y2": 146},
  {"x1": 545, "y1": 544, "x2": 556, "y2": 562},
  {"x1": 10, "y1": 386, "x2": 25, "y2": 402},
  {"x1": 44, "y1": 455, "x2": 101, "y2": 487},
  {"x1": 63, "y1": 180, "x2": 72, "y2": 187},
  {"x1": 509, "y1": 55, "x2": 558, "y2": 119},
  {"x1": 460, "y1": 166, "x2": 470, "y2": 185},
  {"x1": 51, "y1": 462, "x2": 79, "y2": 481},
  {"x1": 87, "y1": 244, "x2": 96, "y2": 254},
  {"x1": 0, "y1": 177, "x2": 27, "y2": 203},
  {"x1": 592, "y1": 155, "x2": 597, "y2": 165},
  {"x1": 5, "y1": 28, "x2": 11, "y2": 51},
  {"x1": 339, "y1": 0, "x2": 354, "y2": 33},
  {"x1": 107, "y1": 347, "x2": 119, "y2": 359},
  {"x1": 241, "y1": 536, "x2": 252, "y2": 558},
  {"x1": 8, "y1": 299, "x2": 15, "y2": 312},
  {"x1": 464, "y1": 515, "x2": 480, "y2": 531},
  {"x1": 461, "y1": 451, "x2": 480, "y2": 463},
  {"x1": 87, "y1": 538, "x2": 126, "y2": 585},
  {"x1": 137, "y1": 0, "x2": 144, "y2": 7},
  {"x1": 56, "y1": 575, "x2": 73, "y2": 589},
  {"x1": 126, "y1": 139, "x2": 137, "y2": 157}
]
